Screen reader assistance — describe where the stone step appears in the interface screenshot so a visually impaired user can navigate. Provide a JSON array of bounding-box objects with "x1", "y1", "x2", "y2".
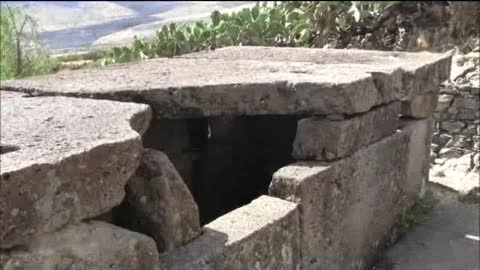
[{"x1": 159, "y1": 195, "x2": 300, "y2": 270}]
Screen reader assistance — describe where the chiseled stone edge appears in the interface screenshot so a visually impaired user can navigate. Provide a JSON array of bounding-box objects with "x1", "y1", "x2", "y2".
[
  {"x1": 270, "y1": 128, "x2": 419, "y2": 269},
  {"x1": 159, "y1": 195, "x2": 300, "y2": 270},
  {"x1": 292, "y1": 101, "x2": 400, "y2": 161}
]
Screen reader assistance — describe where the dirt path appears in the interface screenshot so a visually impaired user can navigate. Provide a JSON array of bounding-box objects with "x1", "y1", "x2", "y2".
[{"x1": 373, "y1": 184, "x2": 479, "y2": 270}]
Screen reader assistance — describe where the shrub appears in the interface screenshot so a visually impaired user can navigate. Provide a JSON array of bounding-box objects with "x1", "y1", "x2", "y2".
[{"x1": 0, "y1": 6, "x2": 56, "y2": 80}]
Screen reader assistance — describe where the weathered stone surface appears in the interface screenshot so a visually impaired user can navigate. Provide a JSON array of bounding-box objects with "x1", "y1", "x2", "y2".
[
  {"x1": 450, "y1": 54, "x2": 477, "y2": 81},
  {"x1": 444, "y1": 135, "x2": 472, "y2": 148},
  {"x1": 293, "y1": 101, "x2": 399, "y2": 161},
  {"x1": 159, "y1": 196, "x2": 300, "y2": 270},
  {"x1": 430, "y1": 152, "x2": 480, "y2": 193},
  {"x1": 432, "y1": 132, "x2": 452, "y2": 148},
  {"x1": 121, "y1": 149, "x2": 201, "y2": 253},
  {"x1": 1, "y1": 47, "x2": 450, "y2": 118},
  {"x1": 447, "y1": 97, "x2": 480, "y2": 120},
  {"x1": 436, "y1": 94, "x2": 454, "y2": 112},
  {"x1": 269, "y1": 128, "x2": 420, "y2": 270},
  {"x1": 0, "y1": 91, "x2": 152, "y2": 248},
  {"x1": 440, "y1": 121, "x2": 465, "y2": 133},
  {"x1": 438, "y1": 148, "x2": 464, "y2": 160},
  {"x1": 399, "y1": 118, "x2": 434, "y2": 199},
  {"x1": 0, "y1": 221, "x2": 160, "y2": 270},
  {"x1": 182, "y1": 46, "x2": 451, "y2": 100},
  {"x1": 401, "y1": 92, "x2": 439, "y2": 118}
]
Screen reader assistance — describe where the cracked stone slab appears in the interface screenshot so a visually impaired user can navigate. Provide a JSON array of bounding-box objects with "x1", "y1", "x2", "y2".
[
  {"x1": 0, "y1": 221, "x2": 160, "y2": 270},
  {"x1": 159, "y1": 195, "x2": 300, "y2": 270},
  {"x1": 1, "y1": 47, "x2": 450, "y2": 118},
  {"x1": 0, "y1": 91, "x2": 152, "y2": 248}
]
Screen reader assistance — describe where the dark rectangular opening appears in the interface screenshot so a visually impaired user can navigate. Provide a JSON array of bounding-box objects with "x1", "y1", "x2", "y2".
[{"x1": 143, "y1": 115, "x2": 300, "y2": 225}]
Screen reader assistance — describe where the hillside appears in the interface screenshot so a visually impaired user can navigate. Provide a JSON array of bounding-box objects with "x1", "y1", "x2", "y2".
[{"x1": 1, "y1": 1, "x2": 254, "y2": 53}]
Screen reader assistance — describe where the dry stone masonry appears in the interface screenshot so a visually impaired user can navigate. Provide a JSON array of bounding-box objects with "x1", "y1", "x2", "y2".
[
  {"x1": 0, "y1": 46, "x2": 451, "y2": 270},
  {"x1": 430, "y1": 51, "x2": 480, "y2": 193}
]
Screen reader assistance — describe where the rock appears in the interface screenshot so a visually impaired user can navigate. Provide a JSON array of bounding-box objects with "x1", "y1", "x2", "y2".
[
  {"x1": 440, "y1": 83, "x2": 459, "y2": 95},
  {"x1": 430, "y1": 150, "x2": 438, "y2": 163},
  {"x1": 2, "y1": 46, "x2": 451, "y2": 118},
  {"x1": 456, "y1": 83, "x2": 473, "y2": 92},
  {"x1": 435, "y1": 94, "x2": 454, "y2": 112},
  {"x1": 438, "y1": 133, "x2": 453, "y2": 147},
  {"x1": 292, "y1": 102, "x2": 399, "y2": 161},
  {"x1": 122, "y1": 149, "x2": 201, "y2": 252},
  {"x1": 440, "y1": 121, "x2": 465, "y2": 133},
  {"x1": 400, "y1": 118, "x2": 434, "y2": 199},
  {"x1": 473, "y1": 152, "x2": 480, "y2": 168},
  {"x1": 462, "y1": 124, "x2": 478, "y2": 136},
  {"x1": 430, "y1": 153, "x2": 480, "y2": 193},
  {"x1": 471, "y1": 86, "x2": 480, "y2": 96},
  {"x1": 438, "y1": 147, "x2": 464, "y2": 159},
  {"x1": 431, "y1": 143, "x2": 440, "y2": 153},
  {"x1": 401, "y1": 92, "x2": 439, "y2": 118},
  {"x1": 445, "y1": 135, "x2": 471, "y2": 149},
  {"x1": 474, "y1": 136, "x2": 480, "y2": 150},
  {"x1": 0, "y1": 91, "x2": 152, "y2": 248},
  {"x1": 431, "y1": 132, "x2": 440, "y2": 144},
  {"x1": 448, "y1": 97, "x2": 480, "y2": 120},
  {"x1": 159, "y1": 196, "x2": 300, "y2": 270},
  {"x1": 0, "y1": 221, "x2": 160, "y2": 270},
  {"x1": 270, "y1": 129, "x2": 411, "y2": 269},
  {"x1": 432, "y1": 132, "x2": 453, "y2": 148}
]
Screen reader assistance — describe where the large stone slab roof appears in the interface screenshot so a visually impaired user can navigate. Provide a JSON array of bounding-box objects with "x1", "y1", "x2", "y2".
[{"x1": 1, "y1": 47, "x2": 451, "y2": 118}]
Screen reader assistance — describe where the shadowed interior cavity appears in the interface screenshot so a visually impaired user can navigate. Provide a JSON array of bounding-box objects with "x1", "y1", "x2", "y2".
[
  {"x1": 142, "y1": 116, "x2": 299, "y2": 224},
  {"x1": 0, "y1": 144, "x2": 20, "y2": 155}
]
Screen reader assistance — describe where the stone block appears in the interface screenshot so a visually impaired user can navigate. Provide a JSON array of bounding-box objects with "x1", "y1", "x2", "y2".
[
  {"x1": 399, "y1": 118, "x2": 434, "y2": 199},
  {"x1": 159, "y1": 196, "x2": 300, "y2": 270},
  {"x1": 401, "y1": 92, "x2": 439, "y2": 118},
  {"x1": 440, "y1": 121, "x2": 465, "y2": 133},
  {"x1": 430, "y1": 152, "x2": 480, "y2": 193},
  {"x1": 270, "y1": 127, "x2": 424, "y2": 269},
  {"x1": 435, "y1": 94, "x2": 454, "y2": 112},
  {"x1": 2, "y1": 47, "x2": 450, "y2": 118},
  {"x1": 121, "y1": 149, "x2": 201, "y2": 252},
  {"x1": 0, "y1": 221, "x2": 160, "y2": 270},
  {"x1": 292, "y1": 102, "x2": 399, "y2": 161},
  {"x1": 0, "y1": 91, "x2": 152, "y2": 248},
  {"x1": 445, "y1": 135, "x2": 471, "y2": 148},
  {"x1": 447, "y1": 97, "x2": 480, "y2": 120},
  {"x1": 183, "y1": 46, "x2": 451, "y2": 100}
]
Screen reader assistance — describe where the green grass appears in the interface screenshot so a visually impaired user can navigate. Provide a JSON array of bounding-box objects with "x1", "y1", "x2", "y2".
[{"x1": 395, "y1": 190, "x2": 437, "y2": 231}]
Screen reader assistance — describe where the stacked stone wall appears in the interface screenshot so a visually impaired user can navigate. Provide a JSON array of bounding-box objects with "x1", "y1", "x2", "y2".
[
  {"x1": 0, "y1": 46, "x2": 450, "y2": 270},
  {"x1": 430, "y1": 52, "x2": 479, "y2": 192}
]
